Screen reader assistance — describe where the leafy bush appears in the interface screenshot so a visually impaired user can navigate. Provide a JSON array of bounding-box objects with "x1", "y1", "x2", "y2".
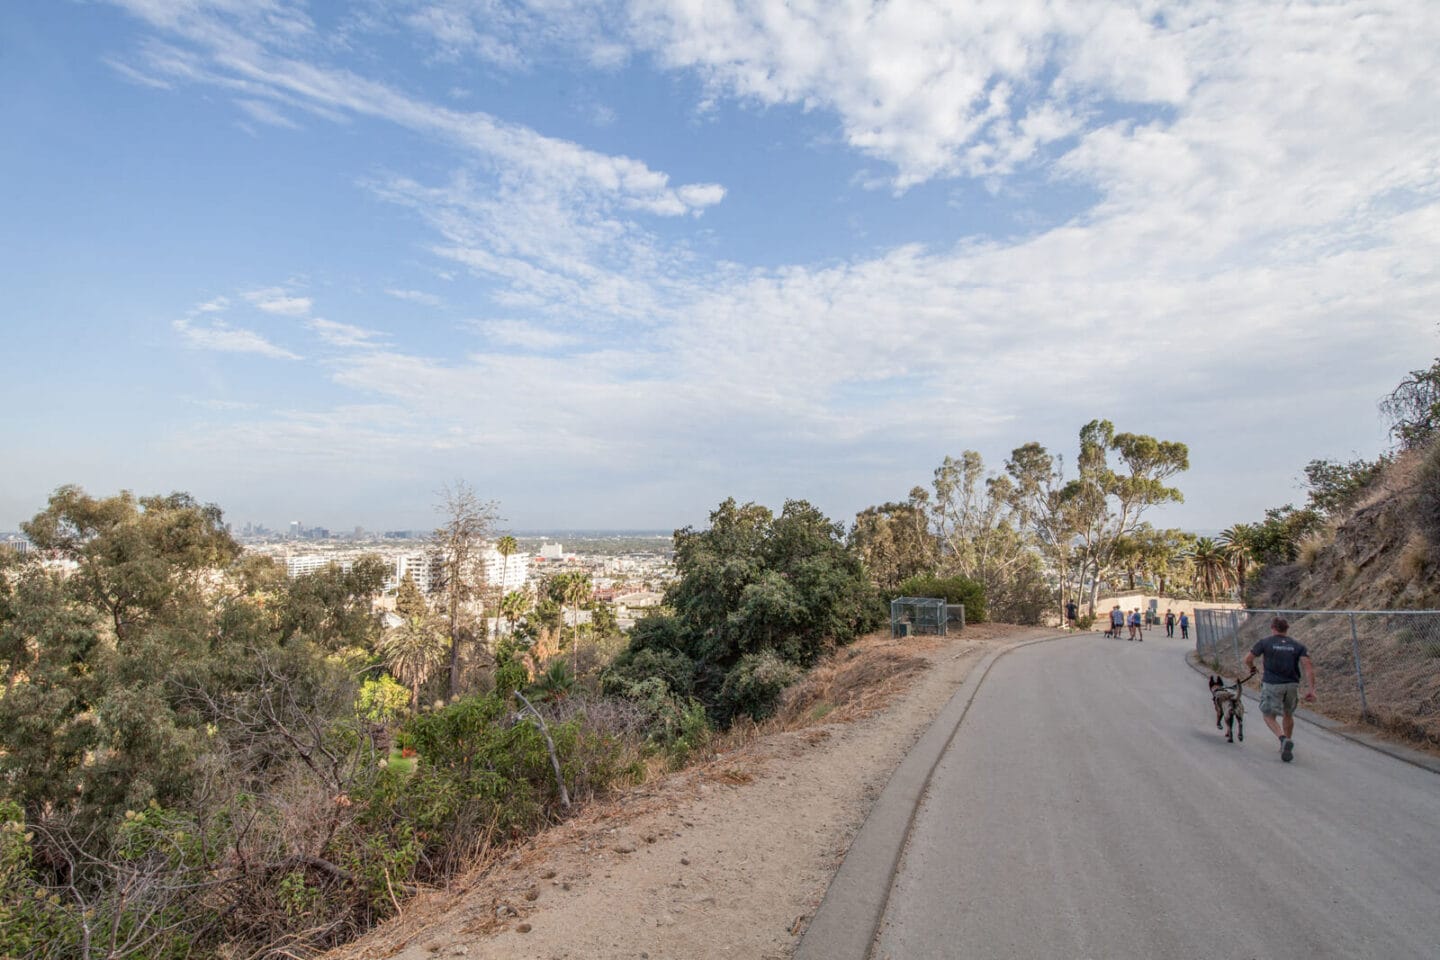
[
  {"x1": 608, "y1": 498, "x2": 878, "y2": 724},
  {"x1": 719, "y1": 651, "x2": 801, "y2": 722},
  {"x1": 894, "y1": 573, "x2": 987, "y2": 623},
  {"x1": 357, "y1": 676, "x2": 409, "y2": 723},
  {"x1": 601, "y1": 676, "x2": 712, "y2": 768}
]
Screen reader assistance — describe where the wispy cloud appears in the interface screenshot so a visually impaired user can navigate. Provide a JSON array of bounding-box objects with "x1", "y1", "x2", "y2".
[
  {"x1": 244, "y1": 287, "x2": 312, "y2": 316},
  {"x1": 173, "y1": 318, "x2": 301, "y2": 360},
  {"x1": 471, "y1": 319, "x2": 579, "y2": 352},
  {"x1": 308, "y1": 318, "x2": 387, "y2": 349},
  {"x1": 385, "y1": 288, "x2": 444, "y2": 308},
  {"x1": 234, "y1": 97, "x2": 298, "y2": 129}
]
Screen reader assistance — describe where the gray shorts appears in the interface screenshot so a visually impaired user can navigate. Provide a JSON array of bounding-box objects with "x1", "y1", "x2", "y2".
[{"x1": 1260, "y1": 682, "x2": 1300, "y2": 717}]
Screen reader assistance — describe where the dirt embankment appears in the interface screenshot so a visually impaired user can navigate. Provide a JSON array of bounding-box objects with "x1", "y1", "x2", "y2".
[
  {"x1": 1246, "y1": 440, "x2": 1440, "y2": 743},
  {"x1": 327, "y1": 623, "x2": 1046, "y2": 960}
]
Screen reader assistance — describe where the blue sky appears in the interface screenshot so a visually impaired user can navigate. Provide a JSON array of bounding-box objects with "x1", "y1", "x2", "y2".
[{"x1": 2, "y1": 0, "x2": 1437, "y2": 534}]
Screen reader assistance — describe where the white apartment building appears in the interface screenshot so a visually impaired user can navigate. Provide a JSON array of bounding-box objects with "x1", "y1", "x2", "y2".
[
  {"x1": 280, "y1": 544, "x2": 525, "y2": 598},
  {"x1": 478, "y1": 544, "x2": 530, "y2": 594},
  {"x1": 388, "y1": 551, "x2": 444, "y2": 595},
  {"x1": 285, "y1": 553, "x2": 348, "y2": 578}
]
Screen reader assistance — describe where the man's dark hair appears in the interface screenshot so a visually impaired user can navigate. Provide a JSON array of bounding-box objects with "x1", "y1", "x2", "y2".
[{"x1": 1272, "y1": 616, "x2": 1289, "y2": 634}]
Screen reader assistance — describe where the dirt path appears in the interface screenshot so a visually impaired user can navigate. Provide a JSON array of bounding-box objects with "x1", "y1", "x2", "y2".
[{"x1": 332, "y1": 624, "x2": 1047, "y2": 960}]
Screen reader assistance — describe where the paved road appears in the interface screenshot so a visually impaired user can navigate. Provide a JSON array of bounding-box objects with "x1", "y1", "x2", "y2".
[{"x1": 873, "y1": 630, "x2": 1440, "y2": 960}]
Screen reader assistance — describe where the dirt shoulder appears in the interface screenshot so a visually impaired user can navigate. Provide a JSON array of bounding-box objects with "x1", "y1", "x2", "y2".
[{"x1": 330, "y1": 623, "x2": 1046, "y2": 960}]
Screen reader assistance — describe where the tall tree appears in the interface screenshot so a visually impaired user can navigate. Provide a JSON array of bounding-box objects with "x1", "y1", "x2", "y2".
[
  {"x1": 378, "y1": 616, "x2": 447, "y2": 710},
  {"x1": 848, "y1": 490, "x2": 937, "y2": 594},
  {"x1": 1188, "y1": 537, "x2": 1232, "y2": 600},
  {"x1": 1063, "y1": 421, "x2": 1189, "y2": 610},
  {"x1": 928, "y1": 452, "x2": 1042, "y2": 619},
  {"x1": 1217, "y1": 524, "x2": 1256, "y2": 595},
  {"x1": 432, "y1": 481, "x2": 498, "y2": 699},
  {"x1": 394, "y1": 571, "x2": 427, "y2": 620},
  {"x1": 500, "y1": 589, "x2": 531, "y2": 639},
  {"x1": 22, "y1": 486, "x2": 240, "y2": 644},
  {"x1": 1006, "y1": 443, "x2": 1084, "y2": 621},
  {"x1": 491, "y1": 535, "x2": 519, "y2": 642}
]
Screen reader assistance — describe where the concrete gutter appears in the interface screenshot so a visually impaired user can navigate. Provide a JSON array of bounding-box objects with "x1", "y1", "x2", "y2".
[
  {"x1": 794, "y1": 632, "x2": 1071, "y2": 960},
  {"x1": 1184, "y1": 652, "x2": 1440, "y2": 776}
]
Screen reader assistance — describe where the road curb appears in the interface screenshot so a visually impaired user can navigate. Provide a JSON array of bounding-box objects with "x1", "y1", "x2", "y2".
[
  {"x1": 1185, "y1": 652, "x2": 1440, "y2": 776},
  {"x1": 794, "y1": 631, "x2": 1072, "y2": 960}
]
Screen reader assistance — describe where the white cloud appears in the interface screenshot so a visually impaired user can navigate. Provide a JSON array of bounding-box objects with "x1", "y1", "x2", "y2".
[
  {"x1": 107, "y1": 0, "x2": 1440, "y2": 528},
  {"x1": 193, "y1": 295, "x2": 230, "y2": 313},
  {"x1": 626, "y1": 0, "x2": 1189, "y2": 187},
  {"x1": 173, "y1": 318, "x2": 301, "y2": 359},
  {"x1": 385, "y1": 288, "x2": 445, "y2": 307},
  {"x1": 244, "y1": 287, "x2": 312, "y2": 316},
  {"x1": 107, "y1": 0, "x2": 725, "y2": 217},
  {"x1": 234, "y1": 97, "x2": 298, "y2": 128},
  {"x1": 472, "y1": 319, "x2": 580, "y2": 351},
  {"x1": 308, "y1": 318, "x2": 387, "y2": 349}
]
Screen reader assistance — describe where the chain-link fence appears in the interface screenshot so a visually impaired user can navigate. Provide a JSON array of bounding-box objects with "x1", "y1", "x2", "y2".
[{"x1": 1195, "y1": 608, "x2": 1440, "y2": 743}]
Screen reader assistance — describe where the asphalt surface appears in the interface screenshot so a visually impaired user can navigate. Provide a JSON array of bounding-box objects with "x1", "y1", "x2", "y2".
[{"x1": 872, "y1": 630, "x2": 1440, "y2": 960}]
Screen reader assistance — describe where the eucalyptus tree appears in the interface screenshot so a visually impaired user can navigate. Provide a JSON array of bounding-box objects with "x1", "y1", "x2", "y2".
[
  {"x1": 848, "y1": 490, "x2": 938, "y2": 593},
  {"x1": 1064, "y1": 420, "x2": 1189, "y2": 611},
  {"x1": 432, "y1": 481, "x2": 498, "y2": 699},
  {"x1": 928, "y1": 452, "x2": 1043, "y2": 619},
  {"x1": 1005, "y1": 442, "x2": 1084, "y2": 621},
  {"x1": 21, "y1": 486, "x2": 240, "y2": 644}
]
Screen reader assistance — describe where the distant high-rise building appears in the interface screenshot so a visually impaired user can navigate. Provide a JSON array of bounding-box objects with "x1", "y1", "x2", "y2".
[
  {"x1": 539, "y1": 542, "x2": 565, "y2": 561},
  {"x1": 290, "y1": 520, "x2": 302, "y2": 539}
]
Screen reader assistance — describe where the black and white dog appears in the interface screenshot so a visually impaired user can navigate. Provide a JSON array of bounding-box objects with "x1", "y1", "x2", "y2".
[{"x1": 1208, "y1": 674, "x2": 1251, "y2": 743}]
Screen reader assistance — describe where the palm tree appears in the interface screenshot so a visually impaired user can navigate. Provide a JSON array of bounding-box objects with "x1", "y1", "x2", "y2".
[
  {"x1": 500, "y1": 589, "x2": 531, "y2": 638},
  {"x1": 1187, "y1": 537, "x2": 1232, "y2": 601},
  {"x1": 492, "y1": 535, "x2": 519, "y2": 642},
  {"x1": 552, "y1": 572, "x2": 592, "y2": 670},
  {"x1": 379, "y1": 616, "x2": 448, "y2": 710},
  {"x1": 1217, "y1": 524, "x2": 1255, "y2": 595}
]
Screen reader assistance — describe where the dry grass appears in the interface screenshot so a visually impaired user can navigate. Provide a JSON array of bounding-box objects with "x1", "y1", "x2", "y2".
[{"x1": 768, "y1": 635, "x2": 929, "y2": 731}]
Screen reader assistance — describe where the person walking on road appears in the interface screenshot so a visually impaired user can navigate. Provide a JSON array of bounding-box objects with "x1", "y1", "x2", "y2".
[
  {"x1": 1065, "y1": 598, "x2": 1078, "y2": 630},
  {"x1": 1129, "y1": 608, "x2": 1143, "y2": 641},
  {"x1": 1243, "y1": 617, "x2": 1317, "y2": 762},
  {"x1": 1164, "y1": 608, "x2": 1176, "y2": 638},
  {"x1": 1109, "y1": 605, "x2": 1124, "y2": 638},
  {"x1": 1179, "y1": 610, "x2": 1190, "y2": 640}
]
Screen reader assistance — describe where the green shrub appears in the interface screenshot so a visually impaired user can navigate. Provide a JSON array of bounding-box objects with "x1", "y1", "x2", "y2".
[
  {"x1": 357, "y1": 676, "x2": 409, "y2": 723},
  {"x1": 719, "y1": 650, "x2": 801, "y2": 722},
  {"x1": 894, "y1": 574, "x2": 987, "y2": 623}
]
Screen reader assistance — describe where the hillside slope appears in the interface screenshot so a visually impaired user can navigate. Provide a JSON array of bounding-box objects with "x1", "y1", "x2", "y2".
[{"x1": 1248, "y1": 439, "x2": 1440, "y2": 742}]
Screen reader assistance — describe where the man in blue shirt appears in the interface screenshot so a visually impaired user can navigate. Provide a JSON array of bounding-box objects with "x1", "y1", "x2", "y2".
[{"x1": 1243, "y1": 617, "x2": 1318, "y2": 762}]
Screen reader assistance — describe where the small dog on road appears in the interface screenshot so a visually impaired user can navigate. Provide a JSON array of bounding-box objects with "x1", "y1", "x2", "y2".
[{"x1": 1209, "y1": 672, "x2": 1254, "y2": 743}]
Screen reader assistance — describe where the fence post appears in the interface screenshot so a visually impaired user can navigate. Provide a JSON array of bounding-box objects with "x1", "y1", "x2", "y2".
[
  {"x1": 1348, "y1": 613, "x2": 1371, "y2": 722},
  {"x1": 1230, "y1": 610, "x2": 1240, "y2": 670}
]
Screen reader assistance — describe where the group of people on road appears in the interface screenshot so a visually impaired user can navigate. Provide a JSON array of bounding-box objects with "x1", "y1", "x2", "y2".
[
  {"x1": 1086, "y1": 604, "x2": 1191, "y2": 641},
  {"x1": 1062, "y1": 601, "x2": 1317, "y2": 762}
]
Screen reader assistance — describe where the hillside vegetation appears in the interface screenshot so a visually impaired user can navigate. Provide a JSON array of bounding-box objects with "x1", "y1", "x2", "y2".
[{"x1": 1230, "y1": 356, "x2": 1440, "y2": 743}]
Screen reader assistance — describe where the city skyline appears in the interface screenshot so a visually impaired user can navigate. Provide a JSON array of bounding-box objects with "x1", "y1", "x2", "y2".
[{"x1": 3, "y1": 1, "x2": 1436, "y2": 534}]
